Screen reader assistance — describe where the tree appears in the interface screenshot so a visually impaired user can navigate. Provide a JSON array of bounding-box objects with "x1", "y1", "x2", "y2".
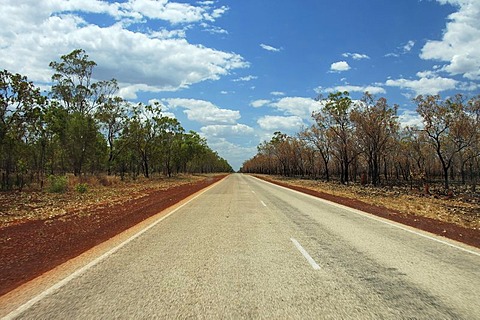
[
  {"x1": 351, "y1": 93, "x2": 399, "y2": 186},
  {"x1": 302, "y1": 121, "x2": 333, "y2": 181},
  {"x1": 320, "y1": 91, "x2": 358, "y2": 184},
  {"x1": 156, "y1": 116, "x2": 184, "y2": 177},
  {"x1": 0, "y1": 70, "x2": 46, "y2": 189},
  {"x1": 49, "y1": 49, "x2": 117, "y2": 176},
  {"x1": 96, "y1": 97, "x2": 128, "y2": 175},
  {"x1": 415, "y1": 94, "x2": 475, "y2": 190}
]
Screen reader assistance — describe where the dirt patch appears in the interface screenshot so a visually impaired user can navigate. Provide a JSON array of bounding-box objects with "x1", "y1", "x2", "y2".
[
  {"x1": 0, "y1": 175, "x2": 225, "y2": 297},
  {"x1": 255, "y1": 175, "x2": 480, "y2": 249}
]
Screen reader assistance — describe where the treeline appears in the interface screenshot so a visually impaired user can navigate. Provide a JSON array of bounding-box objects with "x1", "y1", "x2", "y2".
[
  {"x1": 241, "y1": 91, "x2": 480, "y2": 191},
  {"x1": 0, "y1": 49, "x2": 232, "y2": 191}
]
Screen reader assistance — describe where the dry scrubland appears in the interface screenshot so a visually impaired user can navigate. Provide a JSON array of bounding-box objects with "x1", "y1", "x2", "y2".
[
  {"x1": 1, "y1": 173, "x2": 478, "y2": 231},
  {"x1": 0, "y1": 174, "x2": 208, "y2": 227},
  {"x1": 259, "y1": 175, "x2": 480, "y2": 230}
]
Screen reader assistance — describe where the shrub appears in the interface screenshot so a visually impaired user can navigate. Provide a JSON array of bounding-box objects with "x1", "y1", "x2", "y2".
[
  {"x1": 75, "y1": 183, "x2": 88, "y2": 194},
  {"x1": 48, "y1": 175, "x2": 68, "y2": 193}
]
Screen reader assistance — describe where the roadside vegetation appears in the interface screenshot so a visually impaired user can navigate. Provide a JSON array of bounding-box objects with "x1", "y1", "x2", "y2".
[
  {"x1": 242, "y1": 92, "x2": 480, "y2": 229},
  {"x1": 0, "y1": 49, "x2": 233, "y2": 194},
  {"x1": 0, "y1": 173, "x2": 217, "y2": 227}
]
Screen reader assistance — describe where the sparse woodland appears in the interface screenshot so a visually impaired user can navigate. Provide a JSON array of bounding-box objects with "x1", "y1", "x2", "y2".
[
  {"x1": 241, "y1": 91, "x2": 480, "y2": 194},
  {"x1": 0, "y1": 49, "x2": 233, "y2": 191}
]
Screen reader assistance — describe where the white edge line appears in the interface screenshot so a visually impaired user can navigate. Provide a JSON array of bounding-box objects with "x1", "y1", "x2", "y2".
[
  {"x1": 252, "y1": 176, "x2": 480, "y2": 257},
  {"x1": 291, "y1": 238, "x2": 321, "y2": 270},
  {"x1": 3, "y1": 182, "x2": 219, "y2": 320}
]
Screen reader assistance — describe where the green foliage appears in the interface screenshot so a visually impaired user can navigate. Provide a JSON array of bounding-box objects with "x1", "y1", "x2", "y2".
[
  {"x1": 1, "y1": 49, "x2": 234, "y2": 191},
  {"x1": 75, "y1": 183, "x2": 88, "y2": 194},
  {"x1": 48, "y1": 175, "x2": 68, "y2": 193}
]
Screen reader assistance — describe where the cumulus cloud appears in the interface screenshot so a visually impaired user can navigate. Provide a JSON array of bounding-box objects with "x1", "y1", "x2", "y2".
[
  {"x1": 0, "y1": 0, "x2": 246, "y2": 96},
  {"x1": 398, "y1": 110, "x2": 423, "y2": 128},
  {"x1": 201, "y1": 137, "x2": 256, "y2": 170},
  {"x1": 342, "y1": 52, "x2": 370, "y2": 60},
  {"x1": 260, "y1": 43, "x2": 281, "y2": 52},
  {"x1": 270, "y1": 91, "x2": 285, "y2": 96},
  {"x1": 201, "y1": 124, "x2": 254, "y2": 137},
  {"x1": 250, "y1": 99, "x2": 271, "y2": 108},
  {"x1": 257, "y1": 115, "x2": 305, "y2": 131},
  {"x1": 271, "y1": 97, "x2": 320, "y2": 119},
  {"x1": 330, "y1": 61, "x2": 351, "y2": 72},
  {"x1": 421, "y1": 0, "x2": 480, "y2": 80},
  {"x1": 385, "y1": 76, "x2": 458, "y2": 95},
  {"x1": 320, "y1": 85, "x2": 386, "y2": 95},
  {"x1": 164, "y1": 98, "x2": 240, "y2": 124}
]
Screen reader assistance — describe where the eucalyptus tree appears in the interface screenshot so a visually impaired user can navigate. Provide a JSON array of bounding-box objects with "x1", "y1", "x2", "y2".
[
  {"x1": 96, "y1": 97, "x2": 129, "y2": 175},
  {"x1": 350, "y1": 93, "x2": 399, "y2": 186},
  {"x1": 318, "y1": 91, "x2": 358, "y2": 184},
  {"x1": 415, "y1": 94, "x2": 475, "y2": 190},
  {"x1": 0, "y1": 70, "x2": 46, "y2": 189},
  {"x1": 49, "y1": 49, "x2": 117, "y2": 175}
]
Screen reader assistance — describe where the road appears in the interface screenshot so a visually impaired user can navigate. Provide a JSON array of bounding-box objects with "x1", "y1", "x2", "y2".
[{"x1": 2, "y1": 174, "x2": 480, "y2": 319}]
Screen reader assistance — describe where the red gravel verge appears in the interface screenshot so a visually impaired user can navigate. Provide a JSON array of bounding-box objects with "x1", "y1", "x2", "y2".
[
  {"x1": 257, "y1": 176, "x2": 480, "y2": 249},
  {"x1": 0, "y1": 175, "x2": 225, "y2": 297}
]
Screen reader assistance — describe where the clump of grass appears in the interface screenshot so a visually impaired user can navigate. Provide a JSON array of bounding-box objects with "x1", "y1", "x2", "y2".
[
  {"x1": 48, "y1": 175, "x2": 68, "y2": 193},
  {"x1": 75, "y1": 183, "x2": 88, "y2": 194}
]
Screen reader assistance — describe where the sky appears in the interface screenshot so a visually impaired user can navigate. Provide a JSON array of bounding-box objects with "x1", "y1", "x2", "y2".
[{"x1": 1, "y1": 0, "x2": 479, "y2": 170}]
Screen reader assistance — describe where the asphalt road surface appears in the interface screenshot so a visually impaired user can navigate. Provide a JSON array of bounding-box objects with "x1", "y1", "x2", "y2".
[{"x1": 2, "y1": 174, "x2": 480, "y2": 319}]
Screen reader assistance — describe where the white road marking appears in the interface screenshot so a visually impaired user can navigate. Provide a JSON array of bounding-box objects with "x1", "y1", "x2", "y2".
[
  {"x1": 3, "y1": 181, "x2": 221, "y2": 320},
  {"x1": 253, "y1": 176, "x2": 480, "y2": 257},
  {"x1": 291, "y1": 238, "x2": 321, "y2": 270},
  {"x1": 261, "y1": 200, "x2": 267, "y2": 207},
  {"x1": 252, "y1": 190, "x2": 255, "y2": 194}
]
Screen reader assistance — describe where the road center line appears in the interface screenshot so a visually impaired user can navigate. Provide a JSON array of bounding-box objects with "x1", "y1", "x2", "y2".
[
  {"x1": 253, "y1": 176, "x2": 480, "y2": 257},
  {"x1": 260, "y1": 200, "x2": 267, "y2": 207},
  {"x1": 291, "y1": 238, "x2": 321, "y2": 270}
]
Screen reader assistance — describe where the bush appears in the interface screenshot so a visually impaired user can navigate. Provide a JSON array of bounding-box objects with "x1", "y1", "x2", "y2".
[
  {"x1": 48, "y1": 175, "x2": 68, "y2": 193},
  {"x1": 75, "y1": 183, "x2": 88, "y2": 194}
]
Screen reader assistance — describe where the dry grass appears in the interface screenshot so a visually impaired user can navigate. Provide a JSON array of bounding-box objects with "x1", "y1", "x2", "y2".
[
  {"x1": 261, "y1": 175, "x2": 480, "y2": 230},
  {"x1": 0, "y1": 174, "x2": 210, "y2": 227}
]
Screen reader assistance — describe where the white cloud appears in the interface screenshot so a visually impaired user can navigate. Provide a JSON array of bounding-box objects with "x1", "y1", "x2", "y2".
[
  {"x1": 385, "y1": 40, "x2": 416, "y2": 58},
  {"x1": 270, "y1": 91, "x2": 285, "y2": 96},
  {"x1": 201, "y1": 124, "x2": 254, "y2": 137},
  {"x1": 260, "y1": 43, "x2": 281, "y2": 52},
  {"x1": 163, "y1": 98, "x2": 240, "y2": 124},
  {"x1": 250, "y1": 99, "x2": 271, "y2": 108},
  {"x1": 385, "y1": 76, "x2": 458, "y2": 95},
  {"x1": 421, "y1": 0, "x2": 480, "y2": 80},
  {"x1": 398, "y1": 110, "x2": 423, "y2": 128},
  {"x1": 330, "y1": 61, "x2": 351, "y2": 72},
  {"x1": 257, "y1": 115, "x2": 305, "y2": 131},
  {"x1": 342, "y1": 52, "x2": 370, "y2": 60},
  {"x1": 403, "y1": 40, "x2": 415, "y2": 52},
  {"x1": 321, "y1": 85, "x2": 386, "y2": 95},
  {"x1": 201, "y1": 137, "x2": 256, "y2": 171},
  {"x1": 271, "y1": 97, "x2": 320, "y2": 119},
  {"x1": 233, "y1": 75, "x2": 257, "y2": 82},
  {"x1": 0, "y1": 0, "x2": 246, "y2": 96}
]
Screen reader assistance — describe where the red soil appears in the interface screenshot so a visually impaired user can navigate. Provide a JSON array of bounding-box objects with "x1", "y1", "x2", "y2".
[{"x1": 0, "y1": 175, "x2": 225, "y2": 297}]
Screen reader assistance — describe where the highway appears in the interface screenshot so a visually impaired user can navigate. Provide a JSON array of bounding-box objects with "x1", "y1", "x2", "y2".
[{"x1": 2, "y1": 174, "x2": 480, "y2": 319}]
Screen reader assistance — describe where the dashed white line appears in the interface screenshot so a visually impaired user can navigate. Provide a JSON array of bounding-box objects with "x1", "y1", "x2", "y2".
[
  {"x1": 252, "y1": 176, "x2": 480, "y2": 257},
  {"x1": 291, "y1": 238, "x2": 321, "y2": 270},
  {"x1": 260, "y1": 200, "x2": 267, "y2": 207}
]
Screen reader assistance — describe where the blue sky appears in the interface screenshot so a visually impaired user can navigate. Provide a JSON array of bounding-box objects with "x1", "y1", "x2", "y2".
[{"x1": 1, "y1": 0, "x2": 479, "y2": 170}]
